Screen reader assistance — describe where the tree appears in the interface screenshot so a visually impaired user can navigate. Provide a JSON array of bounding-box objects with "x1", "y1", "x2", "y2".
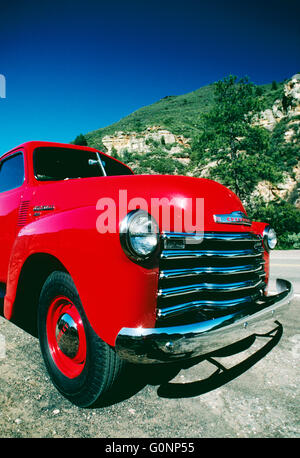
[
  {"x1": 73, "y1": 134, "x2": 88, "y2": 146},
  {"x1": 191, "y1": 75, "x2": 282, "y2": 203}
]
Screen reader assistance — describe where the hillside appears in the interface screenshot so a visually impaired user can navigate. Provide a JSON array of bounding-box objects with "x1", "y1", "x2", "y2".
[
  {"x1": 84, "y1": 84, "x2": 216, "y2": 149},
  {"x1": 84, "y1": 80, "x2": 285, "y2": 155},
  {"x1": 76, "y1": 74, "x2": 300, "y2": 212}
]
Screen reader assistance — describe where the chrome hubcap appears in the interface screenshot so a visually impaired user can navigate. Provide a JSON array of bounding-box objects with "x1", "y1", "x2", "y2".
[{"x1": 55, "y1": 313, "x2": 79, "y2": 359}]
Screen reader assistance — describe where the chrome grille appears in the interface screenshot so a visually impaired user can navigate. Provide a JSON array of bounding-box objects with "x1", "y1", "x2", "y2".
[{"x1": 157, "y1": 232, "x2": 266, "y2": 326}]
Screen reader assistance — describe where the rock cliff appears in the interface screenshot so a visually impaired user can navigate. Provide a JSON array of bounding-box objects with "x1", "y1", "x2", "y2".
[{"x1": 101, "y1": 126, "x2": 190, "y2": 158}]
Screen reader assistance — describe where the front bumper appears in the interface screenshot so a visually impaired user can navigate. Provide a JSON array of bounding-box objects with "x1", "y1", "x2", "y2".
[{"x1": 115, "y1": 279, "x2": 293, "y2": 364}]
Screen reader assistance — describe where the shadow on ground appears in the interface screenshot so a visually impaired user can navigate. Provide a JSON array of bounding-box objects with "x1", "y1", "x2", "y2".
[
  {"x1": 3, "y1": 311, "x2": 283, "y2": 409},
  {"x1": 97, "y1": 323, "x2": 283, "y2": 408}
]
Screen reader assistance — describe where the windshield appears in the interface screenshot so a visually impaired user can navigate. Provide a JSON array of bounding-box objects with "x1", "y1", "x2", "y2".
[{"x1": 33, "y1": 146, "x2": 133, "y2": 181}]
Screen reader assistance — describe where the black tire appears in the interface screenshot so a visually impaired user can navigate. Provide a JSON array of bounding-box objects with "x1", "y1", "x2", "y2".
[{"x1": 37, "y1": 271, "x2": 124, "y2": 407}]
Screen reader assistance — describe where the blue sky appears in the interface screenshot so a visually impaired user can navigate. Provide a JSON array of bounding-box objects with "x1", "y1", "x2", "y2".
[{"x1": 0, "y1": 0, "x2": 299, "y2": 154}]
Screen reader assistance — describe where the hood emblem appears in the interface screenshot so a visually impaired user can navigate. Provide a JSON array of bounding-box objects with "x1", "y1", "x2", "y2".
[
  {"x1": 33, "y1": 205, "x2": 55, "y2": 212},
  {"x1": 213, "y1": 211, "x2": 252, "y2": 226},
  {"x1": 33, "y1": 205, "x2": 55, "y2": 217}
]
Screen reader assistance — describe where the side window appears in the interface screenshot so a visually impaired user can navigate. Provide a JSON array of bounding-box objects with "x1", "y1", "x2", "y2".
[{"x1": 0, "y1": 153, "x2": 25, "y2": 193}]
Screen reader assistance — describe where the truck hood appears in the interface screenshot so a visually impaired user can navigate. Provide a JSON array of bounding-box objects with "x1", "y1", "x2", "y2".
[{"x1": 31, "y1": 174, "x2": 250, "y2": 233}]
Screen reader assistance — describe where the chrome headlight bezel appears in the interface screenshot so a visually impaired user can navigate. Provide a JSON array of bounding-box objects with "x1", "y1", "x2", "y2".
[
  {"x1": 119, "y1": 210, "x2": 160, "y2": 262},
  {"x1": 263, "y1": 225, "x2": 277, "y2": 251}
]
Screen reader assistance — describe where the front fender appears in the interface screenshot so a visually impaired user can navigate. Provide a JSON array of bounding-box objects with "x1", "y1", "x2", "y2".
[{"x1": 5, "y1": 206, "x2": 158, "y2": 346}]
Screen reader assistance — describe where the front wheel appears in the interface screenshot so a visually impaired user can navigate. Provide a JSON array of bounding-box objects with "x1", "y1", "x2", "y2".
[{"x1": 38, "y1": 271, "x2": 124, "y2": 407}]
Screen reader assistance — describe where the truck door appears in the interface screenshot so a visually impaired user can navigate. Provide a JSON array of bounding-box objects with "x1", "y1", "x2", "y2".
[{"x1": 0, "y1": 152, "x2": 26, "y2": 283}]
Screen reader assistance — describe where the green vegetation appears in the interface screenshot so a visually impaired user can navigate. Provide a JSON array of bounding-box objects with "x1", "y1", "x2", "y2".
[
  {"x1": 73, "y1": 133, "x2": 88, "y2": 146},
  {"x1": 248, "y1": 197, "x2": 300, "y2": 249},
  {"x1": 117, "y1": 148, "x2": 187, "y2": 176}
]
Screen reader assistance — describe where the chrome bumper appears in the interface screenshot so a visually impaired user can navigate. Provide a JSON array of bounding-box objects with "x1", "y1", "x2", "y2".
[{"x1": 115, "y1": 279, "x2": 293, "y2": 364}]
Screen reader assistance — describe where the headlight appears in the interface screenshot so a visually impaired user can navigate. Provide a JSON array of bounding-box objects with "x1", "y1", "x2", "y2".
[
  {"x1": 120, "y1": 210, "x2": 160, "y2": 261},
  {"x1": 263, "y1": 226, "x2": 277, "y2": 251}
]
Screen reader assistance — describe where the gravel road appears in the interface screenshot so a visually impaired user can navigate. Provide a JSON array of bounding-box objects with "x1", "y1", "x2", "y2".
[{"x1": 0, "y1": 251, "x2": 299, "y2": 438}]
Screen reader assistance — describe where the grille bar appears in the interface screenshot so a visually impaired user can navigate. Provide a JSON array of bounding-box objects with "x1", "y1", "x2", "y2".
[
  {"x1": 160, "y1": 262, "x2": 265, "y2": 280},
  {"x1": 162, "y1": 231, "x2": 261, "y2": 242},
  {"x1": 157, "y1": 296, "x2": 254, "y2": 319},
  {"x1": 161, "y1": 248, "x2": 263, "y2": 260},
  {"x1": 158, "y1": 279, "x2": 265, "y2": 298}
]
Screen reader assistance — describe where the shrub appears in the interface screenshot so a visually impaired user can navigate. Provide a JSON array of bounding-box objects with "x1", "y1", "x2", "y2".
[
  {"x1": 277, "y1": 233, "x2": 300, "y2": 249},
  {"x1": 110, "y1": 147, "x2": 119, "y2": 159},
  {"x1": 247, "y1": 198, "x2": 300, "y2": 249}
]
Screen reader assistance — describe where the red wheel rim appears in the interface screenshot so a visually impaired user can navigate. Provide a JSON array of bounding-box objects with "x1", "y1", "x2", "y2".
[{"x1": 46, "y1": 296, "x2": 87, "y2": 379}]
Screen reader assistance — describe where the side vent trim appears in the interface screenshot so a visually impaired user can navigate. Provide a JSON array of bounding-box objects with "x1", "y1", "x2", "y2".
[{"x1": 17, "y1": 201, "x2": 30, "y2": 227}]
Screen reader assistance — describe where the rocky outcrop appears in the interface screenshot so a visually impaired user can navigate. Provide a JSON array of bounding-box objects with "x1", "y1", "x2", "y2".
[
  {"x1": 256, "y1": 74, "x2": 300, "y2": 130},
  {"x1": 252, "y1": 165, "x2": 300, "y2": 208},
  {"x1": 258, "y1": 101, "x2": 285, "y2": 130},
  {"x1": 285, "y1": 73, "x2": 300, "y2": 116},
  {"x1": 253, "y1": 74, "x2": 300, "y2": 207},
  {"x1": 102, "y1": 126, "x2": 190, "y2": 157}
]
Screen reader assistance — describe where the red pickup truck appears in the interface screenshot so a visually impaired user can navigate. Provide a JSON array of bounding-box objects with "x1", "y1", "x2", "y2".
[{"x1": 0, "y1": 141, "x2": 293, "y2": 407}]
